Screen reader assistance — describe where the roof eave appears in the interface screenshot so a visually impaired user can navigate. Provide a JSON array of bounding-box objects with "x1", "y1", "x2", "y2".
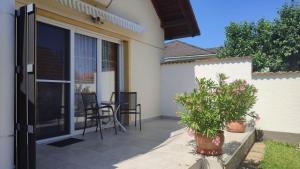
[{"x1": 151, "y1": 0, "x2": 200, "y2": 40}]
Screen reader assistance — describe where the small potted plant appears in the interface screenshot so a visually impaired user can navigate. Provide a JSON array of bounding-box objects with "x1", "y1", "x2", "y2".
[
  {"x1": 176, "y1": 77, "x2": 226, "y2": 156},
  {"x1": 222, "y1": 77, "x2": 258, "y2": 133}
]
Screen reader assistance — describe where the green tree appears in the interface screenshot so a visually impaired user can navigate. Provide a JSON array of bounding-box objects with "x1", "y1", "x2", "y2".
[{"x1": 219, "y1": 3, "x2": 300, "y2": 72}]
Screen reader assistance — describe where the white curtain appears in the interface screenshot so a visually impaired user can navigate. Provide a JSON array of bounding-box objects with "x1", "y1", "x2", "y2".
[{"x1": 74, "y1": 33, "x2": 97, "y2": 130}]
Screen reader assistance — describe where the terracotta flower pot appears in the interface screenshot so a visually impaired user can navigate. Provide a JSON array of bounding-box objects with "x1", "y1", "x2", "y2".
[
  {"x1": 195, "y1": 131, "x2": 224, "y2": 156},
  {"x1": 226, "y1": 120, "x2": 246, "y2": 133}
]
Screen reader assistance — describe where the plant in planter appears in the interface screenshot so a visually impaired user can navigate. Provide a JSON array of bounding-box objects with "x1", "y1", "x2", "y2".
[
  {"x1": 176, "y1": 77, "x2": 226, "y2": 156},
  {"x1": 221, "y1": 77, "x2": 258, "y2": 133}
]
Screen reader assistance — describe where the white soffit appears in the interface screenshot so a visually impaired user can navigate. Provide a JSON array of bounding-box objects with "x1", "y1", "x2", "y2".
[{"x1": 56, "y1": 0, "x2": 144, "y2": 33}]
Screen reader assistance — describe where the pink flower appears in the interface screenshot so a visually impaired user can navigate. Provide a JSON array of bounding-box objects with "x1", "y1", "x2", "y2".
[
  {"x1": 212, "y1": 136, "x2": 221, "y2": 146},
  {"x1": 187, "y1": 128, "x2": 195, "y2": 137}
]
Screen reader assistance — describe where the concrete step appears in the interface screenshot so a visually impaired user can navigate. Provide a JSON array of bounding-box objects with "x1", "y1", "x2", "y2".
[
  {"x1": 190, "y1": 128, "x2": 256, "y2": 169},
  {"x1": 114, "y1": 126, "x2": 255, "y2": 169}
]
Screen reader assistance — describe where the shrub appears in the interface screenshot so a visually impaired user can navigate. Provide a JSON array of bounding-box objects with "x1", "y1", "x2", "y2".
[
  {"x1": 176, "y1": 75, "x2": 225, "y2": 138},
  {"x1": 175, "y1": 74, "x2": 258, "y2": 138}
]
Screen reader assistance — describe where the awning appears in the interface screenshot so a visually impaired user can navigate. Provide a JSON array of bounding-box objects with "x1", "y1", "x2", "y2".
[{"x1": 56, "y1": 0, "x2": 144, "y2": 33}]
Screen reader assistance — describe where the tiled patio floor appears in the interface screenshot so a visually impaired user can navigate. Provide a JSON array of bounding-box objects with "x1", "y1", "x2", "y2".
[
  {"x1": 37, "y1": 118, "x2": 184, "y2": 169},
  {"x1": 37, "y1": 118, "x2": 255, "y2": 169}
]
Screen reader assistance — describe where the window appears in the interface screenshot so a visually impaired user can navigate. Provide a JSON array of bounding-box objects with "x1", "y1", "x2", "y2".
[
  {"x1": 102, "y1": 40, "x2": 118, "y2": 72},
  {"x1": 74, "y1": 33, "x2": 98, "y2": 130}
]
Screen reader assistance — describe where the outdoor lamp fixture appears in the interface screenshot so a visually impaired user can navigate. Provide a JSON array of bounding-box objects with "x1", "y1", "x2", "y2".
[{"x1": 91, "y1": 16, "x2": 104, "y2": 24}]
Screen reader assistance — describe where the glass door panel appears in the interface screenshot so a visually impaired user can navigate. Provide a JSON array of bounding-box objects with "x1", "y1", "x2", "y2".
[
  {"x1": 74, "y1": 33, "x2": 97, "y2": 130},
  {"x1": 36, "y1": 22, "x2": 70, "y2": 140},
  {"x1": 101, "y1": 40, "x2": 119, "y2": 102},
  {"x1": 36, "y1": 83, "x2": 70, "y2": 139},
  {"x1": 37, "y1": 22, "x2": 70, "y2": 80}
]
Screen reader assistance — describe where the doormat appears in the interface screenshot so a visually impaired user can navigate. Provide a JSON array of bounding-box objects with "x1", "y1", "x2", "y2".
[{"x1": 48, "y1": 138, "x2": 83, "y2": 147}]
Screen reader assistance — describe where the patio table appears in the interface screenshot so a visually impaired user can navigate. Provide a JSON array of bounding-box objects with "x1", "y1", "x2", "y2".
[{"x1": 101, "y1": 101, "x2": 127, "y2": 132}]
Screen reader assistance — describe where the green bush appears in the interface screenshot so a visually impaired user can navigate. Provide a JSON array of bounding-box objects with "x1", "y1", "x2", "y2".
[
  {"x1": 175, "y1": 74, "x2": 258, "y2": 138},
  {"x1": 221, "y1": 77, "x2": 258, "y2": 122}
]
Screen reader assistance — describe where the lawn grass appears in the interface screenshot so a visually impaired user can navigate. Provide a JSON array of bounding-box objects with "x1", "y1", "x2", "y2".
[{"x1": 260, "y1": 140, "x2": 300, "y2": 169}]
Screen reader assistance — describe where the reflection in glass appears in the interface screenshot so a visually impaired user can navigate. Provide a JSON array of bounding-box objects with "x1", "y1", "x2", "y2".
[
  {"x1": 101, "y1": 41, "x2": 119, "y2": 101},
  {"x1": 37, "y1": 22, "x2": 70, "y2": 80},
  {"x1": 74, "y1": 34, "x2": 97, "y2": 130}
]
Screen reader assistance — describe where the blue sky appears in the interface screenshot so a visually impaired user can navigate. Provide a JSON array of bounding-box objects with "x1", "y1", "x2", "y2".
[{"x1": 177, "y1": 0, "x2": 289, "y2": 48}]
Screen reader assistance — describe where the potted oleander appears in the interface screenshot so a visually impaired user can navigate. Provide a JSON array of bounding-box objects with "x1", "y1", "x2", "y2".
[
  {"x1": 223, "y1": 77, "x2": 259, "y2": 133},
  {"x1": 176, "y1": 76, "x2": 226, "y2": 156}
]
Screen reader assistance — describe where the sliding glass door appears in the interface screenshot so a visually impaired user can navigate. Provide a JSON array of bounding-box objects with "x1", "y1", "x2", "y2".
[
  {"x1": 74, "y1": 34, "x2": 98, "y2": 130},
  {"x1": 74, "y1": 35, "x2": 120, "y2": 130},
  {"x1": 36, "y1": 22, "x2": 70, "y2": 140},
  {"x1": 100, "y1": 40, "x2": 119, "y2": 102},
  {"x1": 27, "y1": 19, "x2": 123, "y2": 139}
]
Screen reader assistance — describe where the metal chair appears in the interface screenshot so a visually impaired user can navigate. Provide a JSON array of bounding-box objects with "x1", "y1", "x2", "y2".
[
  {"x1": 81, "y1": 92, "x2": 117, "y2": 139},
  {"x1": 100, "y1": 92, "x2": 116, "y2": 124},
  {"x1": 118, "y1": 92, "x2": 141, "y2": 131}
]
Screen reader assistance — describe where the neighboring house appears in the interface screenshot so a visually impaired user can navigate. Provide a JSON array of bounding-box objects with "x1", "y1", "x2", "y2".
[
  {"x1": 0, "y1": 0, "x2": 200, "y2": 169},
  {"x1": 161, "y1": 40, "x2": 218, "y2": 64}
]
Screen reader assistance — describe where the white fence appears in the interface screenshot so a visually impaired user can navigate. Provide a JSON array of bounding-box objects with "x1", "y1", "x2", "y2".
[{"x1": 161, "y1": 57, "x2": 300, "y2": 134}]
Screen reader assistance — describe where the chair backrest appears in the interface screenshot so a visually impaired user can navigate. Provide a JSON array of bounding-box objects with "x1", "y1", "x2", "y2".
[
  {"x1": 110, "y1": 92, "x2": 115, "y2": 104},
  {"x1": 118, "y1": 92, "x2": 137, "y2": 111},
  {"x1": 75, "y1": 92, "x2": 84, "y2": 117},
  {"x1": 81, "y1": 92, "x2": 99, "y2": 113}
]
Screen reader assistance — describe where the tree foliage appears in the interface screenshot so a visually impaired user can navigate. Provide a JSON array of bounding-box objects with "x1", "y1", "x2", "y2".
[{"x1": 219, "y1": 3, "x2": 300, "y2": 72}]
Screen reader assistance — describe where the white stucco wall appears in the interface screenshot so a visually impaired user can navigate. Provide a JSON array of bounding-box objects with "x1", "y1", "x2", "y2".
[
  {"x1": 194, "y1": 58, "x2": 252, "y2": 82},
  {"x1": 161, "y1": 62, "x2": 198, "y2": 117},
  {"x1": 130, "y1": 40, "x2": 162, "y2": 120},
  {"x1": 0, "y1": 0, "x2": 15, "y2": 169},
  {"x1": 253, "y1": 73, "x2": 300, "y2": 134},
  {"x1": 161, "y1": 58, "x2": 252, "y2": 117},
  {"x1": 103, "y1": 0, "x2": 164, "y2": 120},
  {"x1": 161, "y1": 58, "x2": 300, "y2": 134}
]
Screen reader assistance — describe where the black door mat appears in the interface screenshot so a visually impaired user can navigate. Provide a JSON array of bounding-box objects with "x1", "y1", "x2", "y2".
[{"x1": 48, "y1": 138, "x2": 83, "y2": 147}]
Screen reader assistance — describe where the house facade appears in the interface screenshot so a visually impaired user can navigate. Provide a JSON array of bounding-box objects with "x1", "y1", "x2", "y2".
[{"x1": 0, "y1": 0, "x2": 200, "y2": 169}]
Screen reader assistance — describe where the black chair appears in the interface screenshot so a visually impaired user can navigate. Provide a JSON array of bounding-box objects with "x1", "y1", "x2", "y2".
[
  {"x1": 81, "y1": 92, "x2": 117, "y2": 139},
  {"x1": 118, "y1": 92, "x2": 142, "y2": 131},
  {"x1": 100, "y1": 92, "x2": 117, "y2": 124}
]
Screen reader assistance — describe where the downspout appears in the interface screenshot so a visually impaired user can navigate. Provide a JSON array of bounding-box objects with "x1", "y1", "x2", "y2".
[{"x1": 0, "y1": 0, "x2": 15, "y2": 169}]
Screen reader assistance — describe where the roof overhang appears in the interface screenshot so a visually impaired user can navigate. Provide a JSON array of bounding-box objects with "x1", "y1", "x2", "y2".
[
  {"x1": 56, "y1": 0, "x2": 144, "y2": 33},
  {"x1": 151, "y1": 0, "x2": 200, "y2": 40}
]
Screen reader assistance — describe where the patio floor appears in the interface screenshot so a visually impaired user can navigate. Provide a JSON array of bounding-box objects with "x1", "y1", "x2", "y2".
[
  {"x1": 37, "y1": 118, "x2": 184, "y2": 169},
  {"x1": 37, "y1": 118, "x2": 255, "y2": 169}
]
